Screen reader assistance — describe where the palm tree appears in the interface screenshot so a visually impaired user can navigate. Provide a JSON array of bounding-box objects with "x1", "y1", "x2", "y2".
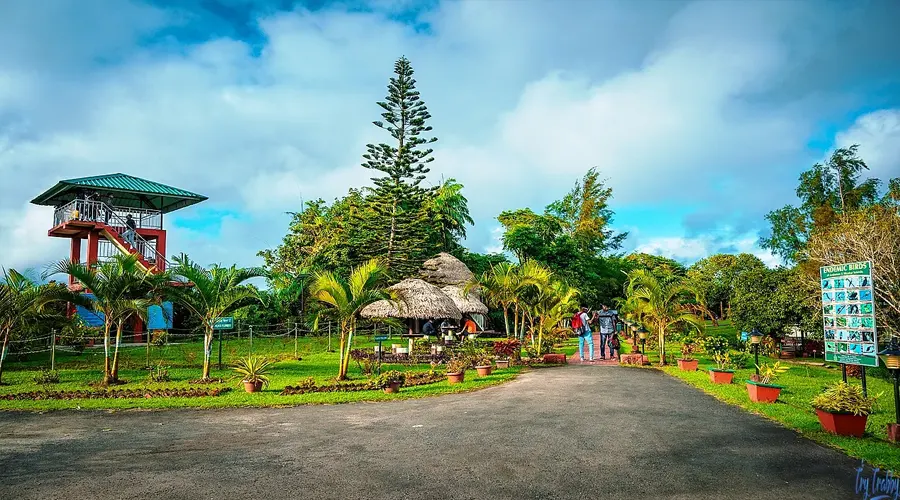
[
  {"x1": 528, "y1": 279, "x2": 579, "y2": 355},
  {"x1": 0, "y1": 269, "x2": 82, "y2": 384},
  {"x1": 515, "y1": 260, "x2": 553, "y2": 341},
  {"x1": 465, "y1": 262, "x2": 518, "y2": 337},
  {"x1": 624, "y1": 269, "x2": 704, "y2": 365},
  {"x1": 309, "y1": 259, "x2": 389, "y2": 380},
  {"x1": 428, "y1": 178, "x2": 475, "y2": 251},
  {"x1": 168, "y1": 254, "x2": 264, "y2": 381},
  {"x1": 47, "y1": 254, "x2": 166, "y2": 384}
]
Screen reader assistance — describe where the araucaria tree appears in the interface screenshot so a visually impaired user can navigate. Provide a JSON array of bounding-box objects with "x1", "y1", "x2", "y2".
[
  {"x1": 361, "y1": 56, "x2": 438, "y2": 277},
  {"x1": 624, "y1": 269, "x2": 704, "y2": 366},
  {"x1": 309, "y1": 259, "x2": 389, "y2": 380},
  {"x1": 169, "y1": 254, "x2": 263, "y2": 381}
]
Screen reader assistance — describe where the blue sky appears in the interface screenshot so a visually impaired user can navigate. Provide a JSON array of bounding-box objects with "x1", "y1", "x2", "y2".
[{"x1": 1, "y1": 0, "x2": 899, "y2": 271}]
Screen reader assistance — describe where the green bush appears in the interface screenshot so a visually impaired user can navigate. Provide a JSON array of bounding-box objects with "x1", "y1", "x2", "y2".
[
  {"x1": 812, "y1": 382, "x2": 878, "y2": 416},
  {"x1": 33, "y1": 369, "x2": 60, "y2": 385}
]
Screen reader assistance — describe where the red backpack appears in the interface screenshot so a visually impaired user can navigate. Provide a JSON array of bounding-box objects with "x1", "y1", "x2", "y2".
[{"x1": 571, "y1": 312, "x2": 583, "y2": 330}]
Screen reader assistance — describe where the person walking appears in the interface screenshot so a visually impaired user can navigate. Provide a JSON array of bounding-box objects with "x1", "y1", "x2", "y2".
[
  {"x1": 607, "y1": 329, "x2": 621, "y2": 361},
  {"x1": 597, "y1": 305, "x2": 617, "y2": 360},
  {"x1": 573, "y1": 307, "x2": 593, "y2": 362},
  {"x1": 123, "y1": 214, "x2": 137, "y2": 247}
]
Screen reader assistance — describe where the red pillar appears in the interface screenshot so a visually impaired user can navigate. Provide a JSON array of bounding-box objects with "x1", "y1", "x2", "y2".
[
  {"x1": 87, "y1": 230, "x2": 99, "y2": 268},
  {"x1": 69, "y1": 237, "x2": 82, "y2": 286},
  {"x1": 133, "y1": 316, "x2": 144, "y2": 343},
  {"x1": 156, "y1": 231, "x2": 167, "y2": 271}
]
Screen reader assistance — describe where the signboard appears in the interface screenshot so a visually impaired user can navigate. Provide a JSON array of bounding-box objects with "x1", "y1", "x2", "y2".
[
  {"x1": 374, "y1": 335, "x2": 388, "y2": 342},
  {"x1": 212, "y1": 317, "x2": 234, "y2": 330},
  {"x1": 820, "y1": 261, "x2": 877, "y2": 367}
]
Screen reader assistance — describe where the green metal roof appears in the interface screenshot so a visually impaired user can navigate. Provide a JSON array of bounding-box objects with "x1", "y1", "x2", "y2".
[{"x1": 31, "y1": 173, "x2": 208, "y2": 214}]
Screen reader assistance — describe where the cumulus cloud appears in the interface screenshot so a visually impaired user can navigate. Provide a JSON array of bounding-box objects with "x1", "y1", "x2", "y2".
[
  {"x1": 1, "y1": 0, "x2": 899, "y2": 272},
  {"x1": 835, "y1": 109, "x2": 900, "y2": 183}
]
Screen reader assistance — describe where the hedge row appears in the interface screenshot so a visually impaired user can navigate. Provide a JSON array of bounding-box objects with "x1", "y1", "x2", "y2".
[
  {"x1": 0, "y1": 387, "x2": 230, "y2": 400},
  {"x1": 281, "y1": 371, "x2": 446, "y2": 395}
]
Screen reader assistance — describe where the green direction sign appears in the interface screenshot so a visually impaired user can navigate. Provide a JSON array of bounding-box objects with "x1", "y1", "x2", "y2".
[
  {"x1": 374, "y1": 335, "x2": 388, "y2": 342},
  {"x1": 820, "y1": 261, "x2": 877, "y2": 368},
  {"x1": 212, "y1": 317, "x2": 234, "y2": 330}
]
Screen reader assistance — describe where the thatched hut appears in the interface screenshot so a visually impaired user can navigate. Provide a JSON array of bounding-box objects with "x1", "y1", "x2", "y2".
[
  {"x1": 361, "y1": 279, "x2": 462, "y2": 321},
  {"x1": 419, "y1": 252, "x2": 474, "y2": 288},
  {"x1": 440, "y1": 285, "x2": 488, "y2": 315}
]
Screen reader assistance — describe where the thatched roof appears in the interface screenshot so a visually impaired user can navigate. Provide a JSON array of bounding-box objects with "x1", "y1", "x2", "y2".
[
  {"x1": 360, "y1": 279, "x2": 462, "y2": 320},
  {"x1": 441, "y1": 286, "x2": 489, "y2": 315},
  {"x1": 419, "y1": 252, "x2": 474, "y2": 287}
]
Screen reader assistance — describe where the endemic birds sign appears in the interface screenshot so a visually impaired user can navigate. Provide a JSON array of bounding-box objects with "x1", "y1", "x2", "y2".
[{"x1": 821, "y1": 261, "x2": 877, "y2": 368}]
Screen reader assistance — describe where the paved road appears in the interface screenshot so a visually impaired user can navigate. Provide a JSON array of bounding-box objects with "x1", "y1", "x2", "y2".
[{"x1": 0, "y1": 366, "x2": 865, "y2": 499}]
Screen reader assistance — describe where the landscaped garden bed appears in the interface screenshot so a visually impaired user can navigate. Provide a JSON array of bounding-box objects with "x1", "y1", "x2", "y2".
[
  {"x1": 0, "y1": 387, "x2": 229, "y2": 400},
  {"x1": 282, "y1": 370, "x2": 445, "y2": 395}
]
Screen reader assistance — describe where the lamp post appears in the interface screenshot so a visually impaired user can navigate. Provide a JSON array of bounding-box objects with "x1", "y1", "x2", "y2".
[
  {"x1": 630, "y1": 323, "x2": 639, "y2": 350},
  {"x1": 638, "y1": 327, "x2": 648, "y2": 355},
  {"x1": 878, "y1": 336, "x2": 900, "y2": 443},
  {"x1": 750, "y1": 328, "x2": 762, "y2": 376}
]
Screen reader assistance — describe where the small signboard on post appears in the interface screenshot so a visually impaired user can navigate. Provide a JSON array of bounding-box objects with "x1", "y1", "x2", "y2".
[
  {"x1": 820, "y1": 261, "x2": 877, "y2": 368},
  {"x1": 212, "y1": 317, "x2": 234, "y2": 330}
]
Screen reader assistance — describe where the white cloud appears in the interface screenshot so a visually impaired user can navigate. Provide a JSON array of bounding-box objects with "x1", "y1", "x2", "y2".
[
  {"x1": 0, "y1": 0, "x2": 897, "y2": 273},
  {"x1": 635, "y1": 233, "x2": 780, "y2": 268},
  {"x1": 835, "y1": 109, "x2": 900, "y2": 182}
]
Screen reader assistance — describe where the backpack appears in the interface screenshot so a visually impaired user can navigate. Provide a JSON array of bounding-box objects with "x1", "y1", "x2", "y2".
[{"x1": 571, "y1": 313, "x2": 583, "y2": 330}]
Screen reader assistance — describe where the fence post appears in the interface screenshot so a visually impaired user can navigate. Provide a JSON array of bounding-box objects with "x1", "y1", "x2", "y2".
[
  {"x1": 218, "y1": 328, "x2": 223, "y2": 370},
  {"x1": 145, "y1": 330, "x2": 151, "y2": 368},
  {"x1": 328, "y1": 321, "x2": 332, "y2": 352},
  {"x1": 294, "y1": 322, "x2": 298, "y2": 358},
  {"x1": 249, "y1": 326, "x2": 254, "y2": 356},
  {"x1": 51, "y1": 329, "x2": 57, "y2": 371}
]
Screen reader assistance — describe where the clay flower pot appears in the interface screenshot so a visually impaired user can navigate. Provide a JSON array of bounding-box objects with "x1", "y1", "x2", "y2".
[
  {"x1": 815, "y1": 410, "x2": 868, "y2": 437},
  {"x1": 887, "y1": 423, "x2": 900, "y2": 443},
  {"x1": 677, "y1": 359, "x2": 698, "y2": 371},
  {"x1": 495, "y1": 360, "x2": 510, "y2": 369},
  {"x1": 746, "y1": 381, "x2": 782, "y2": 403},
  {"x1": 383, "y1": 382, "x2": 401, "y2": 394},
  {"x1": 475, "y1": 365, "x2": 493, "y2": 377},
  {"x1": 243, "y1": 380, "x2": 263, "y2": 393},
  {"x1": 447, "y1": 372, "x2": 465, "y2": 385},
  {"x1": 709, "y1": 369, "x2": 734, "y2": 384}
]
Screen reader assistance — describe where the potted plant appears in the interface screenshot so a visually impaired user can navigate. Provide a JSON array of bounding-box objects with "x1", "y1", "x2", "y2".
[
  {"x1": 474, "y1": 354, "x2": 493, "y2": 377},
  {"x1": 233, "y1": 356, "x2": 271, "y2": 393},
  {"x1": 677, "y1": 337, "x2": 698, "y2": 371},
  {"x1": 811, "y1": 382, "x2": 877, "y2": 437},
  {"x1": 493, "y1": 338, "x2": 521, "y2": 369},
  {"x1": 709, "y1": 352, "x2": 735, "y2": 384},
  {"x1": 445, "y1": 358, "x2": 467, "y2": 385},
  {"x1": 378, "y1": 370, "x2": 406, "y2": 394},
  {"x1": 746, "y1": 362, "x2": 789, "y2": 403}
]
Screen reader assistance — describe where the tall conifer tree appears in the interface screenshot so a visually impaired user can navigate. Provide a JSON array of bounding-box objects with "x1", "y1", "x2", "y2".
[{"x1": 361, "y1": 56, "x2": 438, "y2": 277}]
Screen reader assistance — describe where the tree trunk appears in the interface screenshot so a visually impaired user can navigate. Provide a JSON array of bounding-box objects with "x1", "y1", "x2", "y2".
[
  {"x1": 103, "y1": 321, "x2": 112, "y2": 385},
  {"x1": 340, "y1": 326, "x2": 355, "y2": 380},
  {"x1": 513, "y1": 304, "x2": 519, "y2": 341},
  {"x1": 337, "y1": 328, "x2": 348, "y2": 380},
  {"x1": 386, "y1": 199, "x2": 398, "y2": 271},
  {"x1": 658, "y1": 326, "x2": 667, "y2": 366},
  {"x1": 111, "y1": 319, "x2": 124, "y2": 381},
  {"x1": 0, "y1": 328, "x2": 9, "y2": 385},
  {"x1": 202, "y1": 326, "x2": 213, "y2": 380},
  {"x1": 503, "y1": 308, "x2": 510, "y2": 337}
]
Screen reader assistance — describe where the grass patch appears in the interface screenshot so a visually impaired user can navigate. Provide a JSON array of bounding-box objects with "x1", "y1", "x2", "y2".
[{"x1": 0, "y1": 336, "x2": 524, "y2": 411}]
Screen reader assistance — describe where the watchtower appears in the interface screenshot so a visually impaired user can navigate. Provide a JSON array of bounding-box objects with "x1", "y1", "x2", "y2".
[{"x1": 31, "y1": 173, "x2": 207, "y2": 286}]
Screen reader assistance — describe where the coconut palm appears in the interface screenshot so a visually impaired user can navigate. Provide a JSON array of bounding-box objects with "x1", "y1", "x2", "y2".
[
  {"x1": 515, "y1": 260, "x2": 553, "y2": 340},
  {"x1": 46, "y1": 254, "x2": 166, "y2": 384},
  {"x1": 309, "y1": 259, "x2": 389, "y2": 380},
  {"x1": 168, "y1": 254, "x2": 264, "y2": 381},
  {"x1": 527, "y1": 279, "x2": 579, "y2": 355},
  {"x1": 465, "y1": 262, "x2": 519, "y2": 337},
  {"x1": 0, "y1": 269, "x2": 83, "y2": 384},
  {"x1": 624, "y1": 269, "x2": 704, "y2": 365},
  {"x1": 428, "y1": 178, "x2": 475, "y2": 252}
]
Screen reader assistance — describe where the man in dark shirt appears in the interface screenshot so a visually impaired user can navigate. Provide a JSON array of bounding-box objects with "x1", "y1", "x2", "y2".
[{"x1": 597, "y1": 305, "x2": 618, "y2": 360}]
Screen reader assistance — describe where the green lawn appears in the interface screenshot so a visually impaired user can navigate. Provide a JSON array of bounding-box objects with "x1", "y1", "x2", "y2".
[
  {"x1": 620, "y1": 321, "x2": 900, "y2": 471},
  {"x1": 0, "y1": 335, "x2": 523, "y2": 411}
]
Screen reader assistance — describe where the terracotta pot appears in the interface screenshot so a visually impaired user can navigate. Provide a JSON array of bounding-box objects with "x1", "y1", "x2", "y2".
[
  {"x1": 887, "y1": 423, "x2": 900, "y2": 443},
  {"x1": 243, "y1": 380, "x2": 263, "y2": 393},
  {"x1": 709, "y1": 369, "x2": 734, "y2": 384},
  {"x1": 815, "y1": 409, "x2": 868, "y2": 437},
  {"x1": 677, "y1": 359, "x2": 698, "y2": 371},
  {"x1": 383, "y1": 382, "x2": 401, "y2": 394},
  {"x1": 495, "y1": 360, "x2": 510, "y2": 369},
  {"x1": 746, "y1": 382, "x2": 782, "y2": 403},
  {"x1": 475, "y1": 365, "x2": 492, "y2": 377},
  {"x1": 447, "y1": 372, "x2": 465, "y2": 385}
]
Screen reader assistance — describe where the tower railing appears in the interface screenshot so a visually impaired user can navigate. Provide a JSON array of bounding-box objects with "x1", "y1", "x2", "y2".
[
  {"x1": 52, "y1": 199, "x2": 168, "y2": 270},
  {"x1": 53, "y1": 200, "x2": 162, "y2": 230}
]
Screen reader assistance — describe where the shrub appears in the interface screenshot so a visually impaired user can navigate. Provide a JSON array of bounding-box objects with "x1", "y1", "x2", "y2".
[
  {"x1": 232, "y1": 356, "x2": 272, "y2": 389},
  {"x1": 376, "y1": 370, "x2": 406, "y2": 388},
  {"x1": 445, "y1": 358, "x2": 468, "y2": 374},
  {"x1": 812, "y1": 382, "x2": 878, "y2": 416},
  {"x1": 728, "y1": 350, "x2": 751, "y2": 369},
  {"x1": 33, "y1": 369, "x2": 60, "y2": 385},
  {"x1": 701, "y1": 336, "x2": 730, "y2": 357},
  {"x1": 149, "y1": 363, "x2": 170, "y2": 382},
  {"x1": 493, "y1": 339, "x2": 522, "y2": 359}
]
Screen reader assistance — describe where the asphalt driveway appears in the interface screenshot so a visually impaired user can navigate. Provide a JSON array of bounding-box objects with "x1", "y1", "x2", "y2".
[{"x1": 0, "y1": 366, "x2": 865, "y2": 499}]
